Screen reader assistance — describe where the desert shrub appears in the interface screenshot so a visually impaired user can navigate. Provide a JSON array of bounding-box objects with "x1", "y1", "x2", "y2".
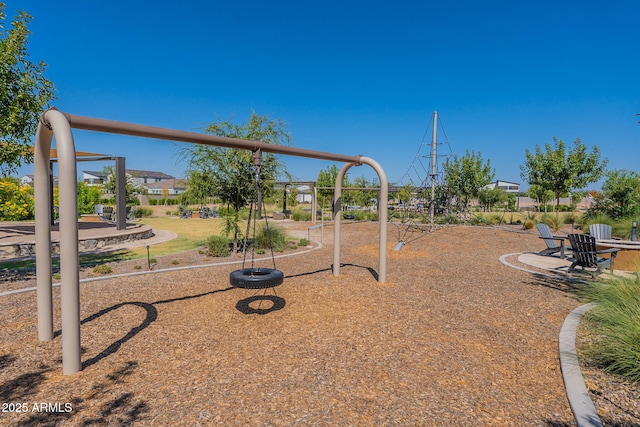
[
  {"x1": 298, "y1": 238, "x2": 310, "y2": 246},
  {"x1": 435, "y1": 214, "x2": 460, "y2": 224},
  {"x1": 92, "y1": 264, "x2": 112, "y2": 275},
  {"x1": 489, "y1": 214, "x2": 503, "y2": 225},
  {"x1": 207, "y1": 235, "x2": 230, "y2": 257},
  {"x1": 563, "y1": 212, "x2": 579, "y2": 225},
  {"x1": 611, "y1": 218, "x2": 636, "y2": 240},
  {"x1": 133, "y1": 207, "x2": 153, "y2": 218},
  {"x1": 254, "y1": 224, "x2": 286, "y2": 252},
  {"x1": 578, "y1": 275, "x2": 640, "y2": 383},
  {"x1": 291, "y1": 209, "x2": 312, "y2": 221},
  {"x1": 468, "y1": 214, "x2": 492, "y2": 226},
  {"x1": 540, "y1": 213, "x2": 564, "y2": 231},
  {"x1": 523, "y1": 219, "x2": 536, "y2": 230}
]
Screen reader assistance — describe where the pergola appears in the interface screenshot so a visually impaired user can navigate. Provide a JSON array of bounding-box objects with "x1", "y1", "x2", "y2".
[{"x1": 45, "y1": 148, "x2": 128, "y2": 229}]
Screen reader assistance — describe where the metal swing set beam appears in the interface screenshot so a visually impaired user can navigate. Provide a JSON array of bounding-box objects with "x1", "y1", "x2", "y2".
[{"x1": 34, "y1": 108, "x2": 388, "y2": 374}]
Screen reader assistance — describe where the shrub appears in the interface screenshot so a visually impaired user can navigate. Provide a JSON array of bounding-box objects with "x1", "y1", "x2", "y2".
[
  {"x1": 0, "y1": 179, "x2": 34, "y2": 220},
  {"x1": 540, "y1": 213, "x2": 564, "y2": 231},
  {"x1": 254, "y1": 224, "x2": 286, "y2": 252},
  {"x1": 207, "y1": 235, "x2": 230, "y2": 257},
  {"x1": 291, "y1": 209, "x2": 311, "y2": 221},
  {"x1": 92, "y1": 264, "x2": 112, "y2": 274},
  {"x1": 578, "y1": 275, "x2": 640, "y2": 383},
  {"x1": 133, "y1": 207, "x2": 153, "y2": 218},
  {"x1": 523, "y1": 219, "x2": 536, "y2": 230},
  {"x1": 564, "y1": 212, "x2": 579, "y2": 225},
  {"x1": 468, "y1": 214, "x2": 492, "y2": 226},
  {"x1": 612, "y1": 218, "x2": 635, "y2": 240},
  {"x1": 435, "y1": 214, "x2": 460, "y2": 224},
  {"x1": 489, "y1": 214, "x2": 503, "y2": 225},
  {"x1": 298, "y1": 238, "x2": 310, "y2": 246}
]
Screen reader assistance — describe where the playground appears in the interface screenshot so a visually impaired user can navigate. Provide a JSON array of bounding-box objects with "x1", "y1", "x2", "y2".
[{"x1": 0, "y1": 220, "x2": 618, "y2": 425}]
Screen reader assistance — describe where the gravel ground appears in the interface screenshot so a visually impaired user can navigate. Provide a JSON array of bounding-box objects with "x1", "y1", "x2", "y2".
[{"x1": 0, "y1": 221, "x2": 638, "y2": 426}]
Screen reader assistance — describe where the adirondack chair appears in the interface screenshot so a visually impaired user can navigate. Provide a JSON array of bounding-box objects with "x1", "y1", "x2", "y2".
[
  {"x1": 567, "y1": 233, "x2": 620, "y2": 277},
  {"x1": 589, "y1": 223, "x2": 620, "y2": 240},
  {"x1": 178, "y1": 206, "x2": 192, "y2": 219},
  {"x1": 536, "y1": 223, "x2": 569, "y2": 258},
  {"x1": 96, "y1": 206, "x2": 113, "y2": 221}
]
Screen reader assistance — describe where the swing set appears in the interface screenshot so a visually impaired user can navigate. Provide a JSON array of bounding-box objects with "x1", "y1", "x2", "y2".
[{"x1": 33, "y1": 108, "x2": 389, "y2": 374}]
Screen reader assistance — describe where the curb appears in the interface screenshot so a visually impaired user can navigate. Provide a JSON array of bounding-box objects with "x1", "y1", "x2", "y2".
[{"x1": 559, "y1": 303, "x2": 603, "y2": 427}]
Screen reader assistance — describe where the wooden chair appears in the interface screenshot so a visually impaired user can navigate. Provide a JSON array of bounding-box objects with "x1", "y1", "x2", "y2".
[
  {"x1": 536, "y1": 223, "x2": 568, "y2": 258},
  {"x1": 567, "y1": 233, "x2": 620, "y2": 277},
  {"x1": 98, "y1": 206, "x2": 113, "y2": 222},
  {"x1": 589, "y1": 223, "x2": 620, "y2": 240},
  {"x1": 178, "y1": 206, "x2": 192, "y2": 219}
]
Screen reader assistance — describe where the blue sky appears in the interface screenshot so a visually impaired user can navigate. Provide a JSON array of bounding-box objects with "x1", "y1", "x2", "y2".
[{"x1": 10, "y1": 0, "x2": 639, "y2": 190}]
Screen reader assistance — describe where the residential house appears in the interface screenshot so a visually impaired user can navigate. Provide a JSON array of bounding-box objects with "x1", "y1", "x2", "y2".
[
  {"x1": 145, "y1": 178, "x2": 188, "y2": 196},
  {"x1": 486, "y1": 180, "x2": 520, "y2": 193},
  {"x1": 83, "y1": 170, "x2": 108, "y2": 186},
  {"x1": 126, "y1": 169, "x2": 175, "y2": 187},
  {"x1": 83, "y1": 169, "x2": 175, "y2": 188},
  {"x1": 20, "y1": 174, "x2": 59, "y2": 187},
  {"x1": 20, "y1": 175, "x2": 34, "y2": 186}
]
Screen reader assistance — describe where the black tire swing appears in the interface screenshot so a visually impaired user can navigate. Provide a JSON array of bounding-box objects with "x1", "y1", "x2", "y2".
[{"x1": 229, "y1": 149, "x2": 285, "y2": 289}]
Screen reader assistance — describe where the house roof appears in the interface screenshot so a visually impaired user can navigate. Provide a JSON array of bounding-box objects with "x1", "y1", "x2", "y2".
[
  {"x1": 145, "y1": 179, "x2": 188, "y2": 190},
  {"x1": 83, "y1": 170, "x2": 108, "y2": 178},
  {"x1": 496, "y1": 180, "x2": 520, "y2": 186},
  {"x1": 83, "y1": 170, "x2": 176, "y2": 180},
  {"x1": 127, "y1": 169, "x2": 175, "y2": 180}
]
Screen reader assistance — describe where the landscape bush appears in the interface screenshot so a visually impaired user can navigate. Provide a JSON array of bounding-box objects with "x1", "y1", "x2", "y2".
[
  {"x1": 540, "y1": 213, "x2": 564, "y2": 231},
  {"x1": 133, "y1": 207, "x2": 153, "y2": 218},
  {"x1": 291, "y1": 209, "x2": 311, "y2": 221},
  {"x1": 92, "y1": 264, "x2": 112, "y2": 275},
  {"x1": 254, "y1": 224, "x2": 286, "y2": 252},
  {"x1": 578, "y1": 275, "x2": 640, "y2": 383},
  {"x1": 206, "y1": 235, "x2": 230, "y2": 257},
  {"x1": 0, "y1": 179, "x2": 34, "y2": 220}
]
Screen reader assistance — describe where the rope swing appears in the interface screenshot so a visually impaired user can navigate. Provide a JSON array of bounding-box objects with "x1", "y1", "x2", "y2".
[{"x1": 229, "y1": 149, "x2": 285, "y2": 289}]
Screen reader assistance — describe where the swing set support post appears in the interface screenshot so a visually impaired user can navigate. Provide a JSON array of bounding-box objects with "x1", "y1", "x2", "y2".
[{"x1": 332, "y1": 158, "x2": 388, "y2": 282}]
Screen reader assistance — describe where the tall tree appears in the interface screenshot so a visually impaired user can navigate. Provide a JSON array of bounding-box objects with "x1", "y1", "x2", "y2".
[
  {"x1": 442, "y1": 150, "x2": 494, "y2": 212},
  {"x1": 520, "y1": 137, "x2": 607, "y2": 211},
  {"x1": 177, "y1": 112, "x2": 291, "y2": 246},
  {"x1": 600, "y1": 169, "x2": 640, "y2": 218},
  {"x1": 0, "y1": 3, "x2": 55, "y2": 175},
  {"x1": 316, "y1": 164, "x2": 348, "y2": 208}
]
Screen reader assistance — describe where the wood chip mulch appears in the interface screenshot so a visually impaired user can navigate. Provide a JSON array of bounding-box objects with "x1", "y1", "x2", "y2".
[{"x1": 1, "y1": 222, "x2": 638, "y2": 426}]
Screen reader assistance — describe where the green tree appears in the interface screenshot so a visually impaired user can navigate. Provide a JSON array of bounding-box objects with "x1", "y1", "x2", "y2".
[
  {"x1": 477, "y1": 186, "x2": 505, "y2": 212},
  {"x1": 177, "y1": 112, "x2": 291, "y2": 247},
  {"x1": 397, "y1": 184, "x2": 413, "y2": 205},
  {"x1": 101, "y1": 166, "x2": 142, "y2": 205},
  {"x1": 0, "y1": 3, "x2": 55, "y2": 175},
  {"x1": 51, "y1": 181, "x2": 101, "y2": 215},
  {"x1": 528, "y1": 184, "x2": 555, "y2": 212},
  {"x1": 599, "y1": 169, "x2": 640, "y2": 219},
  {"x1": 520, "y1": 137, "x2": 607, "y2": 212},
  {"x1": 442, "y1": 150, "x2": 494, "y2": 212},
  {"x1": 316, "y1": 164, "x2": 348, "y2": 209},
  {"x1": 351, "y1": 175, "x2": 378, "y2": 208}
]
